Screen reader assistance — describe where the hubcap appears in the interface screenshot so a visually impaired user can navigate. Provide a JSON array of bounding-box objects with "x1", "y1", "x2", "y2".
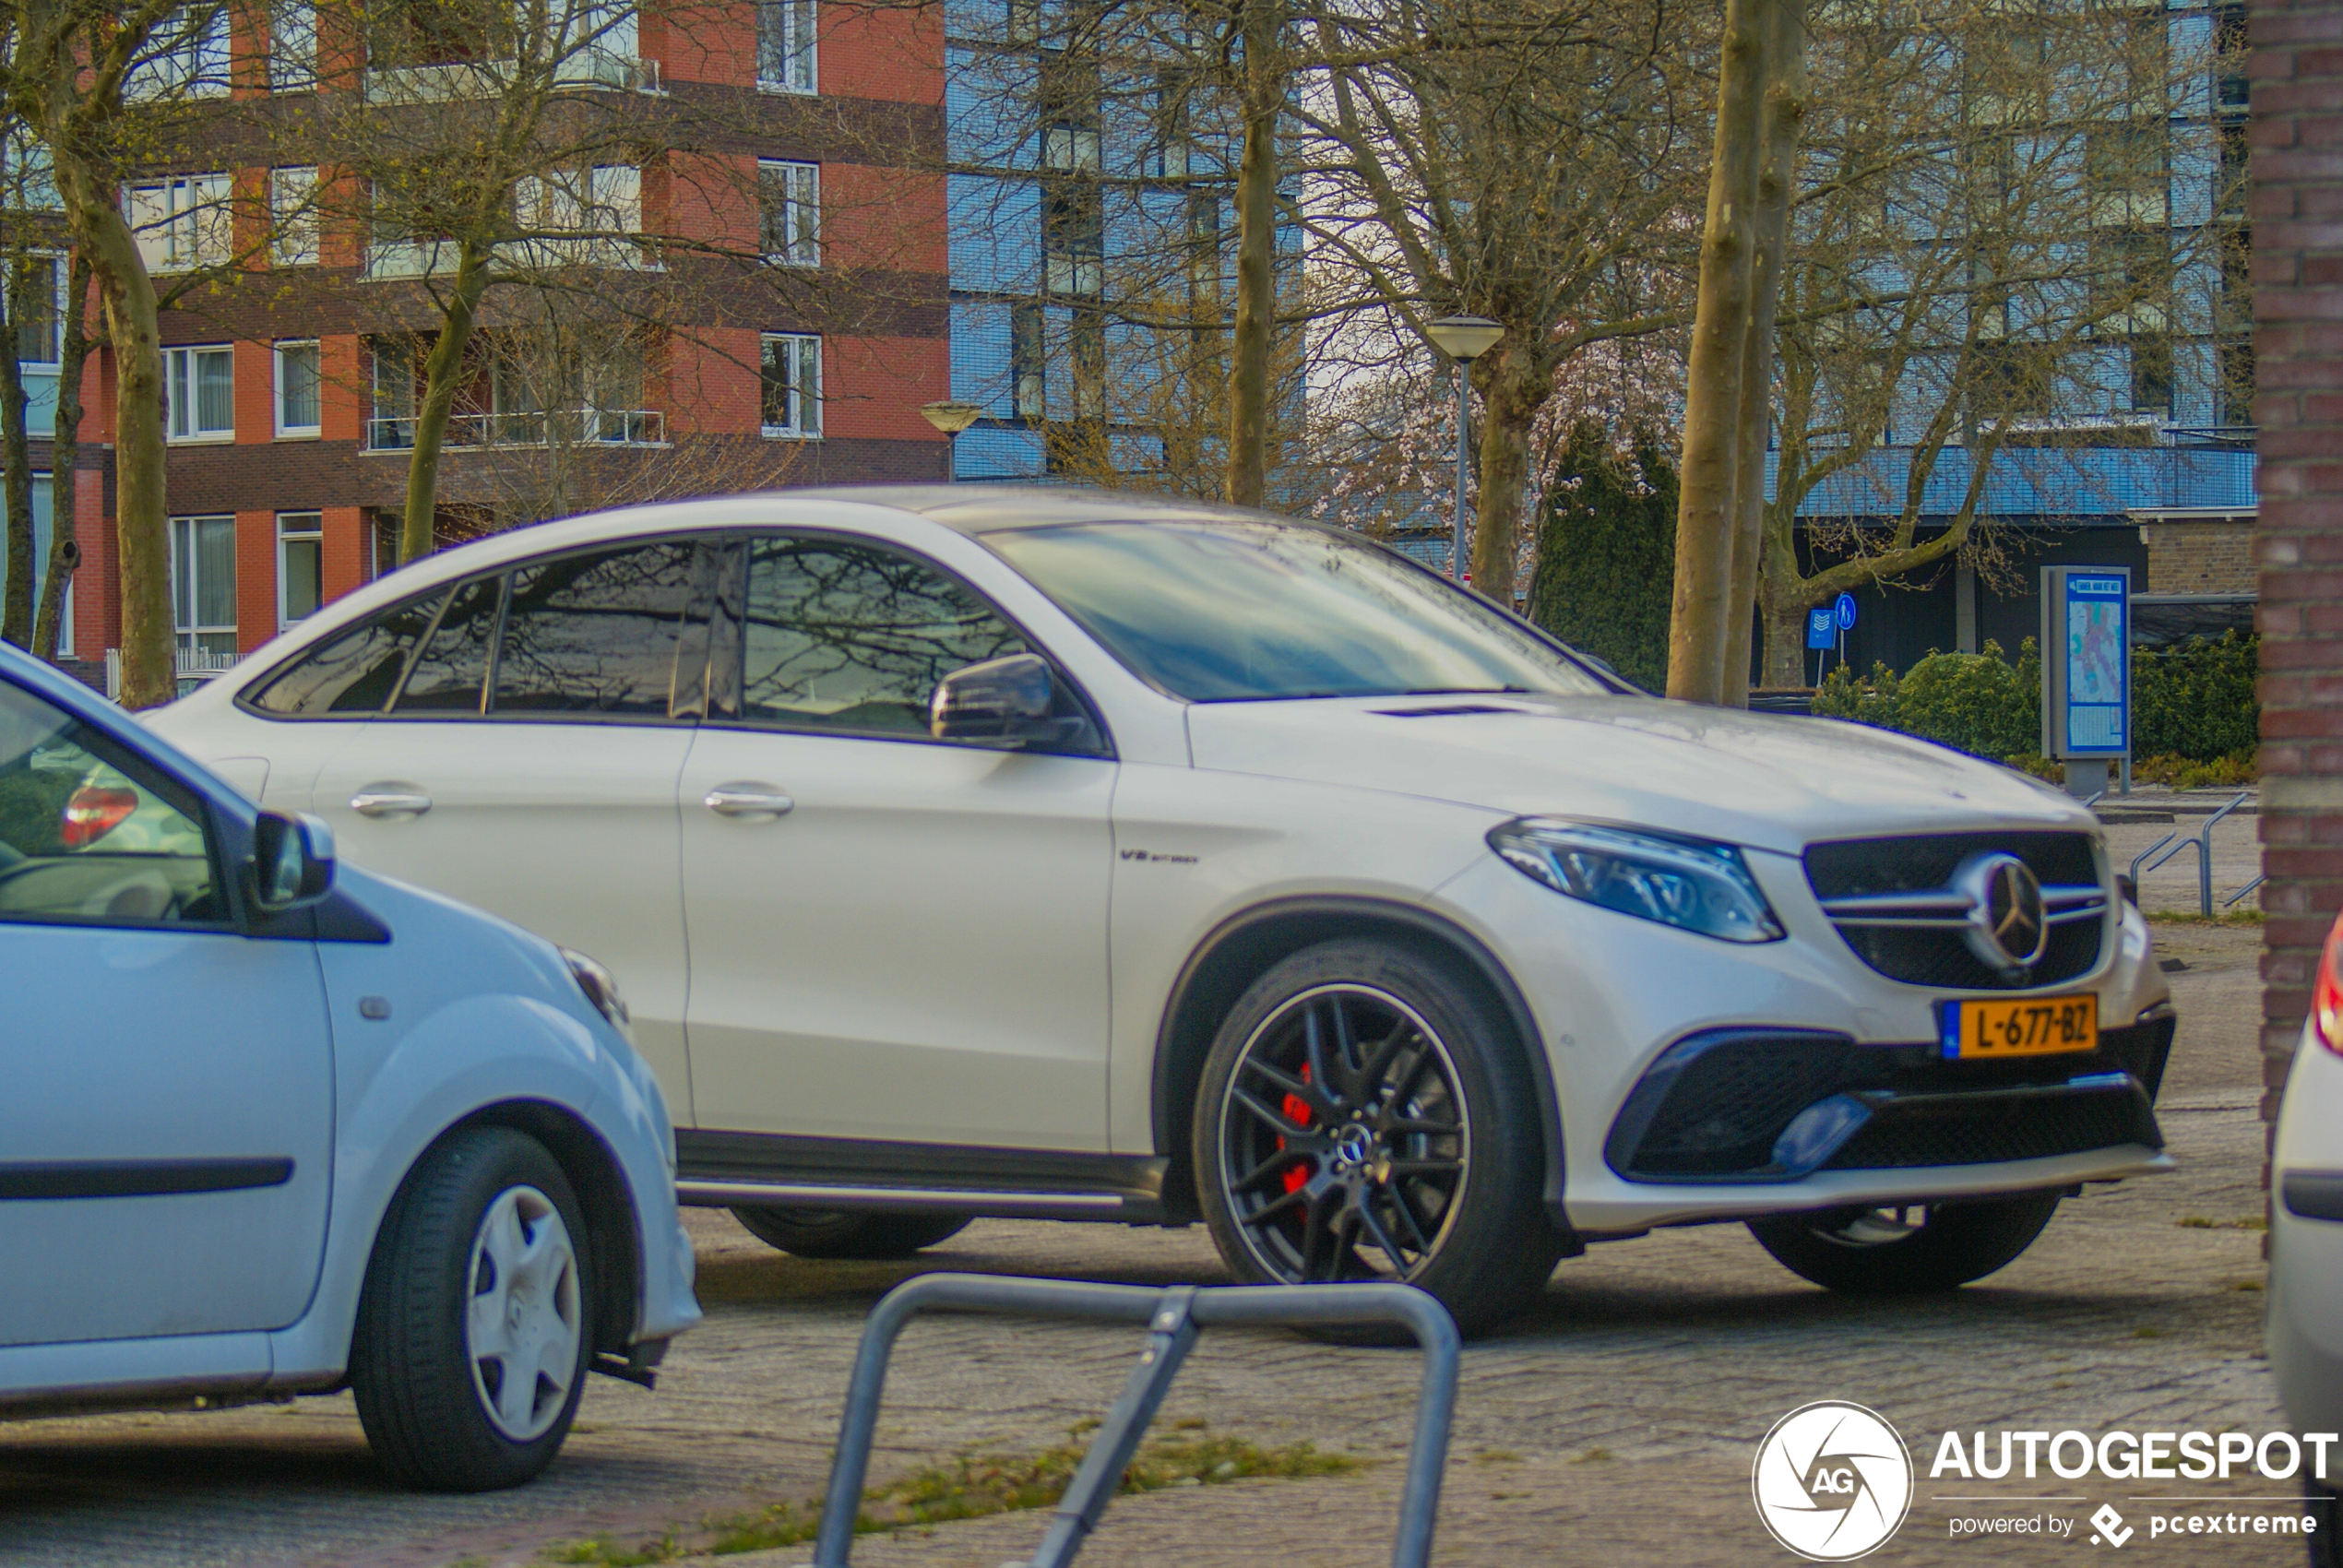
[
  {"x1": 1814, "y1": 1205, "x2": 1927, "y2": 1248},
  {"x1": 465, "y1": 1184, "x2": 582, "y2": 1442},
  {"x1": 1216, "y1": 984, "x2": 1470, "y2": 1284}
]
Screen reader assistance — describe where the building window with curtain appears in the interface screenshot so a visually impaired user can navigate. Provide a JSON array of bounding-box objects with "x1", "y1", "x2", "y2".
[
  {"x1": 170, "y1": 515, "x2": 237, "y2": 673},
  {"x1": 759, "y1": 160, "x2": 820, "y2": 266},
  {"x1": 164, "y1": 345, "x2": 234, "y2": 442},
  {"x1": 270, "y1": 167, "x2": 320, "y2": 265},
  {"x1": 278, "y1": 513, "x2": 323, "y2": 627},
  {"x1": 759, "y1": 333, "x2": 821, "y2": 437},
  {"x1": 276, "y1": 340, "x2": 321, "y2": 435},
  {"x1": 125, "y1": 174, "x2": 231, "y2": 273},
  {"x1": 270, "y1": 0, "x2": 317, "y2": 89},
  {"x1": 758, "y1": 0, "x2": 815, "y2": 92},
  {"x1": 127, "y1": 6, "x2": 230, "y2": 99},
  {"x1": 1010, "y1": 302, "x2": 1044, "y2": 421}
]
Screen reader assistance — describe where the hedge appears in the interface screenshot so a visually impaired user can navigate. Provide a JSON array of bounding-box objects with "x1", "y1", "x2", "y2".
[
  {"x1": 1811, "y1": 632, "x2": 2257, "y2": 766},
  {"x1": 1525, "y1": 423, "x2": 1678, "y2": 693}
]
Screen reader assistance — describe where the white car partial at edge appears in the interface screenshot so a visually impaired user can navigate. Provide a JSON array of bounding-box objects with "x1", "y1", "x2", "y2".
[
  {"x1": 0, "y1": 644, "x2": 698, "y2": 1490},
  {"x1": 150, "y1": 487, "x2": 2176, "y2": 1338},
  {"x1": 2272, "y1": 910, "x2": 2343, "y2": 1564}
]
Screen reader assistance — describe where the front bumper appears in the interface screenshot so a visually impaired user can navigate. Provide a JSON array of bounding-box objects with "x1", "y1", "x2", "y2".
[
  {"x1": 1433, "y1": 842, "x2": 2175, "y2": 1235},
  {"x1": 2272, "y1": 1028, "x2": 2343, "y2": 1435}
]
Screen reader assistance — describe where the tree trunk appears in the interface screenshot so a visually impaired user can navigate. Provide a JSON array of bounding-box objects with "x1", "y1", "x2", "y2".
[
  {"x1": 1223, "y1": 0, "x2": 1281, "y2": 510},
  {"x1": 401, "y1": 248, "x2": 494, "y2": 563},
  {"x1": 1757, "y1": 573, "x2": 1812, "y2": 690},
  {"x1": 31, "y1": 253, "x2": 89, "y2": 664},
  {"x1": 1667, "y1": 0, "x2": 1771, "y2": 705},
  {"x1": 59, "y1": 185, "x2": 171, "y2": 707},
  {"x1": 0, "y1": 256, "x2": 32, "y2": 649},
  {"x1": 1720, "y1": 0, "x2": 1806, "y2": 706},
  {"x1": 1469, "y1": 346, "x2": 1538, "y2": 600}
]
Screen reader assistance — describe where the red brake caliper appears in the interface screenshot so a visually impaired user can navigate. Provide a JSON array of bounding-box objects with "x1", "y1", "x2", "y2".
[{"x1": 1279, "y1": 1064, "x2": 1314, "y2": 1194}]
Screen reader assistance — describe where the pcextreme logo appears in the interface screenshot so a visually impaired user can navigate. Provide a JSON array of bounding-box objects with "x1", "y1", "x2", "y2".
[{"x1": 1752, "y1": 1401, "x2": 1916, "y2": 1562}]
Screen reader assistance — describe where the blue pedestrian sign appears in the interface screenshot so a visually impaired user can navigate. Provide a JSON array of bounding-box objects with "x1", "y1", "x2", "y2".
[
  {"x1": 1834, "y1": 591, "x2": 1859, "y2": 631},
  {"x1": 1806, "y1": 607, "x2": 1836, "y2": 650}
]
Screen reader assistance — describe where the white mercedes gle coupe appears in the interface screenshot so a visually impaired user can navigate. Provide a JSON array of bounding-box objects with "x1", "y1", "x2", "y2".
[{"x1": 149, "y1": 488, "x2": 2177, "y2": 1336}]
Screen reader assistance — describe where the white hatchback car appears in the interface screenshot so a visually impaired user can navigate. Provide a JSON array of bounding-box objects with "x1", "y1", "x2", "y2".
[
  {"x1": 0, "y1": 645, "x2": 697, "y2": 1489},
  {"x1": 2271, "y1": 909, "x2": 2343, "y2": 1560},
  {"x1": 152, "y1": 488, "x2": 2176, "y2": 1336}
]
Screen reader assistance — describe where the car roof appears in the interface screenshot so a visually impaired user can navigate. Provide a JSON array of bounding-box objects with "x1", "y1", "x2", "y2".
[{"x1": 782, "y1": 484, "x2": 1289, "y2": 534}]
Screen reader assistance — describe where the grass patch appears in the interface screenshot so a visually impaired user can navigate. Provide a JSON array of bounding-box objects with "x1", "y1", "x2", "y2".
[
  {"x1": 2132, "y1": 1326, "x2": 2167, "y2": 1340},
  {"x1": 1473, "y1": 1449, "x2": 1524, "y2": 1465},
  {"x1": 1572, "y1": 1448, "x2": 1614, "y2": 1464},
  {"x1": 546, "y1": 1431, "x2": 1364, "y2": 1565},
  {"x1": 2227, "y1": 1277, "x2": 2267, "y2": 1293},
  {"x1": 2146, "y1": 910, "x2": 2263, "y2": 927},
  {"x1": 2179, "y1": 1216, "x2": 2268, "y2": 1230}
]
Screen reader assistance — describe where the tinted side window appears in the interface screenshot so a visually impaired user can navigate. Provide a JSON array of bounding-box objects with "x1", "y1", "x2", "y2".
[
  {"x1": 0, "y1": 681, "x2": 222, "y2": 928},
  {"x1": 393, "y1": 576, "x2": 502, "y2": 714},
  {"x1": 493, "y1": 542, "x2": 696, "y2": 716},
  {"x1": 740, "y1": 537, "x2": 1025, "y2": 734},
  {"x1": 245, "y1": 591, "x2": 442, "y2": 716}
]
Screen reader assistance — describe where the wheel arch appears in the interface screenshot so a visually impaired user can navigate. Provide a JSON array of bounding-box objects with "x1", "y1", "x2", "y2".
[
  {"x1": 372, "y1": 1100, "x2": 646, "y2": 1363},
  {"x1": 1150, "y1": 896, "x2": 1576, "y2": 1244}
]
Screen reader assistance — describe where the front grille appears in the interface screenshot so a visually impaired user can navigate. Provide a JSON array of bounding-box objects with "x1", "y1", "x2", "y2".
[
  {"x1": 1821, "y1": 1082, "x2": 2157, "y2": 1170},
  {"x1": 1805, "y1": 831, "x2": 2106, "y2": 990},
  {"x1": 1606, "y1": 1025, "x2": 2169, "y2": 1182}
]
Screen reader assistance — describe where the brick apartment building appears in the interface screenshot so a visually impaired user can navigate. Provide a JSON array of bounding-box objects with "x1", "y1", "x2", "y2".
[{"x1": 4, "y1": 0, "x2": 954, "y2": 690}]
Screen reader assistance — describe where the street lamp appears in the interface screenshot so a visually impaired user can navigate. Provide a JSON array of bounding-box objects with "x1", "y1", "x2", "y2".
[
  {"x1": 1422, "y1": 315, "x2": 1503, "y2": 582},
  {"x1": 920, "y1": 399, "x2": 984, "y2": 482}
]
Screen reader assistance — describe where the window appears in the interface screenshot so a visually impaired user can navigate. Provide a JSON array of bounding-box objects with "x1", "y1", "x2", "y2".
[
  {"x1": 1010, "y1": 302, "x2": 1044, "y2": 420},
  {"x1": 370, "y1": 338, "x2": 419, "y2": 449},
  {"x1": 276, "y1": 341, "x2": 321, "y2": 436},
  {"x1": 493, "y1": 543, "x2": 697, "y2": 715},
  {"x1": 1, "y1": 124, "x2": 59, "y2": 212},
  {"x1": 14, "y1": 254, "x2": 60, "y2": 366},
  {"x1": 127, "y1": 6, "x2": 230, "y2": 100},
  {"x1": 271, "y1": 0, "x2": 318, "y2": 89},
  {"x1": 246, "y1": 590, "x2": 441, "y2": 715},
  {"x1": 126, "y1": 174, "x2": 232, "y2": 273},
  {"x1": 1154, "y1": 70, "x2": 1192, "y2": 178},
  {"x1": 514, "y1": 164, "x2": 641, "y2": 234},
  {"x1": 169, "y1": 515, "x2": 237, "y2": 671},
  {"x1": 277, "y1": 513, "x2": 322, "y2": 628},
  {"x1": 757, "y1": 0, "x2": 815, "y2": 92},
  {"x1": 1071, "y1": 307, "x2": 1104, "y2": 419},
  {"x1": 740, "y1": 536, "x2": 1025, "y2": 734},
  {"x1": 2219, "y1": 121, "x2": 2247, "y2": 219},
  {"x1": 0, "y1": 682, "x2": 220, "y2": 928},
  {"x1": 270, "y1": 167, "x2": 320, "y2": 266},
  {"x1": 394, "y1": 575, "x2": 501, "y2": 712},
  {"x1": 1004, "y1": 0, "x2": 1038, "y2": 45},
  {"x1": 760, "y1": 333, "x2": 821, "y2": 437},
  {"x1": 759, "y1": 160, "x2": 820, "y2": 266},
  {"x1": 2129, "y1": 336, "x2": 2173, "y2": 417},
  {"x1": 165, "y1": 346, "x2": 235, "y2": 443},
  {"x1": 0, "y1": 475, "x2": 64, "y2": 650},
  {"x1": 2217, "y1": 4, "x2": 2248, "y2": 111},
  {"x1": 2220, "y1": 338, "x2": 2255, "y2": 428}
]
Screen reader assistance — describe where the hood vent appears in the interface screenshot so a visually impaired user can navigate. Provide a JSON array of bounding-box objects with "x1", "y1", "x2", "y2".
[{"x1": 1374, "y1": 702, "x2": 1528, "y2": 719}]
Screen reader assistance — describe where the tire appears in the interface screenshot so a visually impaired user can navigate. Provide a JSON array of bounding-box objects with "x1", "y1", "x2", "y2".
[
  {"x1": 351, "y1": 1126, "x2": 593, "y2": 1491},
  {"x1": 1747, "y1": 1193, "x2": 2064, "y2": 1295},
  {"x1": 1192, "y1": 938, "x2": 1564, "y2": 1341},
  {"x1": 730, "y1": 1207, "x2": 971, "y2": 1260}
]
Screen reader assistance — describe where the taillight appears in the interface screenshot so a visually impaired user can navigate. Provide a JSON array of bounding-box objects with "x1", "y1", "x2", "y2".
[
  {"x1": 2317, "y1": 913, "x2": 2343, "y2": 1056},
  {"x1": 60, "y1": 786, "x2": 138, "y2": 849}
]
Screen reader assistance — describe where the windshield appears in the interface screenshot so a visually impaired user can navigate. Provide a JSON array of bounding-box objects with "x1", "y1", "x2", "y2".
[{"x1": 985, "y1": 520, "x2": 1612, "y2": 703}]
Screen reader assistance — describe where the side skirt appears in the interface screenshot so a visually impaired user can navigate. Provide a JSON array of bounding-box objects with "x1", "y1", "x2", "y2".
[{"x1": 673, "y1": 1130, "x2": 1173, "y2": 1225}]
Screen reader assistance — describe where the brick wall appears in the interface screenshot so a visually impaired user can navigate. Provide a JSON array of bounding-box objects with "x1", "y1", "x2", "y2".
[
  {"x1": 2251, "y1": 0, "x2": 2343, "y2": 1146},
  {"x1": 2140, "y1": 519, "x2": 2259, "y2": 593}
]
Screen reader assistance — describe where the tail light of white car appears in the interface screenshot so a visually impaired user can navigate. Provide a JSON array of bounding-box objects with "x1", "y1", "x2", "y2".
[{"x1": 2314, "y1": 909, "x2": 2343, "y2": 1055}]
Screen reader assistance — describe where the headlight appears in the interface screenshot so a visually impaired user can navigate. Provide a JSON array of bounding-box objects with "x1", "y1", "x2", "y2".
[
  {"x1": 560, "y1": 947, "x2": 631, "y2": 1029},
  {"x1": 1488, "y1": 818, "x2": 1785, "y2": 943}
]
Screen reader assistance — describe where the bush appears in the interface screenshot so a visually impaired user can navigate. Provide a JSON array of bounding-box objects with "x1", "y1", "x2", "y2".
[
  {"x1": 1526, "y1": 423, "x2": 1677, "y2": 692},
  {"x1": 2134, "y1": 631, "x2": 2257, "y2": 763},
  {"x1": 1812, "y1": 632, "x2": 2259, "y2": 773}
]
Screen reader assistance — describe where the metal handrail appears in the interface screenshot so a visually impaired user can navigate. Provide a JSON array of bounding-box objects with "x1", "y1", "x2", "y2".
[{"x1": 805, "y1": 1274, "x2": 1460, "y2": 1568}]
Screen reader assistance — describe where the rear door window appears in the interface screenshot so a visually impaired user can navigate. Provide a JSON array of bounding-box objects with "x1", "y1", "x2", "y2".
[
  {"x1": 391, "y1": 576, "x2": 502, "y2": 715},
  {"x1": 244, "y1": 591, "x2": 443, "y2": 716},
  {"x1": 492, "y1": 541, "x2": 698, "y2": 717}
]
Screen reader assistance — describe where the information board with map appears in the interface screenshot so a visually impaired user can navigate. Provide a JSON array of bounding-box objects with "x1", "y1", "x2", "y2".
[{"x1": 2040, "y1": 567, "x2": 2130, "y2": 758}]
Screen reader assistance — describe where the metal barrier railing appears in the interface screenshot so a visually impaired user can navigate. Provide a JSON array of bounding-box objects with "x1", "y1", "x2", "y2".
[
  {"x1": 804, "y1": 1274, "x2": 1460, "y2": 1568},
  {"x1": 2128, "y1": 791, "x2": 2254, "y2": 917}
]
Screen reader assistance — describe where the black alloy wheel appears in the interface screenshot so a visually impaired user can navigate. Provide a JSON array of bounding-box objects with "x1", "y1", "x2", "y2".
[
  {"x1": 1216, "y1": 982, "x2": 1470, "y2": 1283},
  {"x1": 1193, "y1": 939, "x2": 1564, "y2": 1340}
]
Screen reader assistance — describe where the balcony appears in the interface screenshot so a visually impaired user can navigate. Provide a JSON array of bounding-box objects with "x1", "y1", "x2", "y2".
[
  {"x1": 363, "y1": 49, "x2": 658, "y2": 102},
  {"x1": 366, "y1": 407, "x2": 666, "y2": 451}
]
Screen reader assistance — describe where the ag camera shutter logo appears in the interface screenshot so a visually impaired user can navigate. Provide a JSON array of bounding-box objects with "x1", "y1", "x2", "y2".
[{"x1": 1753, "y1": 1401, "x2": 1914, "y2": 1561}]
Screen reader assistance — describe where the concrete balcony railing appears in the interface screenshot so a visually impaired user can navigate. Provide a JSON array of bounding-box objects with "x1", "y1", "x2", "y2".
[
  {"x1": 365, "y1": 233, "x2": 652, "y2": 279},
  {"x1": 366, "y1": 408, "x2": 666, "y2": 451},
  {"x1": 363, "y1": 49, "x2": 658, "y2": 102}
]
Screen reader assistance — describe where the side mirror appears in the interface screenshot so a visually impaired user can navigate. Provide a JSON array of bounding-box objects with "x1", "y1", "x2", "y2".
[
  {"x1": 930, "y1": 653, "x2": 1056, "y2": 742},
  {"x1": 247, "y1": 810, "x2": 336, "y2": 914}
]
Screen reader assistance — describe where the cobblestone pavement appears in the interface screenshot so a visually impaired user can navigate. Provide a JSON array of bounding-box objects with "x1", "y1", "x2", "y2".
[{"x1": 0, "y1": 924, "x2": 2304, "y2": 1568}]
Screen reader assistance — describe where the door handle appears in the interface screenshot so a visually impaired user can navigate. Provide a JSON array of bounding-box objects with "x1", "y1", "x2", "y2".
[
  {"x1": 705, "y1": 783, "x2": 795, "y2": 819},
  {"x1": 351, "y1": 787, "x2": 433, "y2": 818}
]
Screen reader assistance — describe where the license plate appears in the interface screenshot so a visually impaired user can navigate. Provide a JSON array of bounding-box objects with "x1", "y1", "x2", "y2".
[{"x1": 1941, "y1": 994, "x2": 2099, "y2": 1059}]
